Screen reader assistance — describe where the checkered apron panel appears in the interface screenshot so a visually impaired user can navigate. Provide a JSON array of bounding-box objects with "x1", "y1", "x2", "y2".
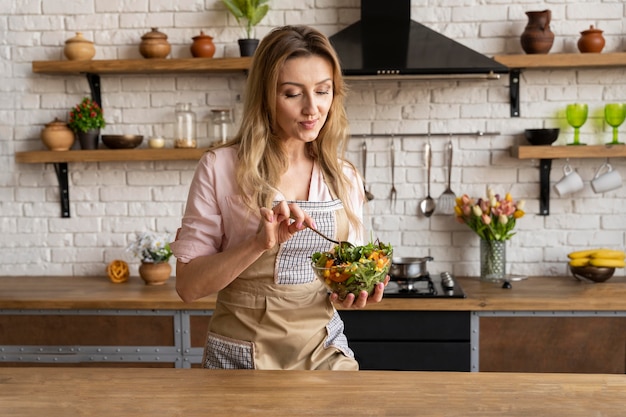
[{"x1": 274, "y1": 199, "x2": 343, "y2": 285}]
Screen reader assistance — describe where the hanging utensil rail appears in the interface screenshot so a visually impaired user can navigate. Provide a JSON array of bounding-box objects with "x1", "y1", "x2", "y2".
[{"x1": 351, "y1": 131, "x2": 499, "y2": 138}]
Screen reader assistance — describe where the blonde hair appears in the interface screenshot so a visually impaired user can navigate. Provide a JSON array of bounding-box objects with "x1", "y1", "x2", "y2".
[{"x1": 230, "y1": 25, "x2": 360, "y2": 231}]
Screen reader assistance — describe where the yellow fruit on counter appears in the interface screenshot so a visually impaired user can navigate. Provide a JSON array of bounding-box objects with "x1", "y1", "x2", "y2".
[
  {"x1": 589, "y1": 258, "x2": 625, "y2": 268},
  {"x1": 107, "y1": 260, "x2": 130, "y2": 283},
  {"x1": 568, "y1": 248, "x2": 625, "y2": 260},
  {"x1": 590, "y1": 250, "x2": 626, "y2": 260},
  {"x1": 568, "y1": 249, "x2": 602, "y2": 259},
  {"x1": 569, "y1": 258, "x2": 591, "y2": 267}
]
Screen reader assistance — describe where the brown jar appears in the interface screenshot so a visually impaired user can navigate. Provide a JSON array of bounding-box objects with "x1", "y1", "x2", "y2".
[
  {"x1": 64, "y1": 32, "x2": 96, "y2": 61},
  {"x1": 191, "y1": 31, "x2": 216, "y2": 58},
  {"x1": 41, "y1": 118, "x2": 75, "y2": 151},
  {"x1": 139, "y1": 28, "x2": 171, "y2": 59},
  {"x1": 578, "y1": 25, "x2": 605, "y2": 53},
  {"x1": 520, "y1": 10, "x2": 555, "y2": 54}
]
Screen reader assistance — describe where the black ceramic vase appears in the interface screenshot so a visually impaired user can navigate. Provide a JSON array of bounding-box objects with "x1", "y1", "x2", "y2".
[
  {"x1": 238, "y1": 39, "x2": 259, "y2": 57},
  {"x1": 76, "y1": 129, "x2": 100, "y2": 150}
]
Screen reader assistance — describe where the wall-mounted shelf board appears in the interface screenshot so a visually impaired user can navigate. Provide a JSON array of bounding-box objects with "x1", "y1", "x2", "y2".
[
  {"x1": 512, "y1": 144, "x2": 626, "y2": 159},
  {"x1": 32, "y1": 57, "x2": 253, "y2": 75},
  {"x1": 15, "y1": 148, "x2": 209, "y2": 218},
  {"x1": 493, "y1": 52, "x2": 626, "y2": 69},
  {"x1": 15, "y1": 148, "x2": 209, "y2": 163},
  {"x1": 511, "y1": 144, "x2": 626, "y2": 216}
]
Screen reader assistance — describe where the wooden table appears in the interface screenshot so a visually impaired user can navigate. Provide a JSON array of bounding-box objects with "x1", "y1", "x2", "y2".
[{"x1": 1, "y1": 368, "x2": 624, "y2": 417}]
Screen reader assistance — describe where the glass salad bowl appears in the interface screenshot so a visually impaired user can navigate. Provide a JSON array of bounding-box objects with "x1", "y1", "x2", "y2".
[{"x1": 311, "y1": 241, "x2": 393, "y2": 300}]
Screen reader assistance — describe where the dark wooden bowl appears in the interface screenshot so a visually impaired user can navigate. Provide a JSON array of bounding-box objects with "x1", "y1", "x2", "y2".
[{"x1": 102, "y1": 135, "x2": 144, "y2": 149}]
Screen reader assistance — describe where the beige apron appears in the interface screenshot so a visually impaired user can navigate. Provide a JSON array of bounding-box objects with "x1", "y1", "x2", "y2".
[{"x1": 202, "y1": 199, "x2": 358, "y2": 370}]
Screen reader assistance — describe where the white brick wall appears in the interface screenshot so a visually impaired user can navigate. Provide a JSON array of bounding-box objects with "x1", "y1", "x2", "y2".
[{"x1": 1, "y1": 1, "x2": 625, "y2": 278}]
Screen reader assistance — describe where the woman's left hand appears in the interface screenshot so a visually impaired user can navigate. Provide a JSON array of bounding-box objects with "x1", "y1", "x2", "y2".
[{"x1": 330, "y1": 275, "x2": 390, "y2": 309}]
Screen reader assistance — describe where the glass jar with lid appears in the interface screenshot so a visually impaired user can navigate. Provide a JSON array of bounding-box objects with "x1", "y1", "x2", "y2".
[
  {"x1": 210, "y1": 109, "x2": 234, "y2": 145},
  {"x1": 174, "y1": 103, "x2": 197, "y2": 148}
]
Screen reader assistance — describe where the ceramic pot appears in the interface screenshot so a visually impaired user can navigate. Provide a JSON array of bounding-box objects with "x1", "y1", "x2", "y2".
[
  {"x1": 191, "y1": 31, "x2": 216, "y2": 58},
  {"x1": 520, "y1": 10, "x2": 555, "y2": 54},
  {"x1": 41, "y1": 118, "x2": 75, "y2": 151},
  {"x1": 139, "y1": 28, "x2": 171, "y2": 59},
  {"x1": 76, "y1": 129, "x2": 100, "y2": 150},
  {"x1": 64, "y1": 32, "x2": 96, "y2": 61},
  {"x1": 578, "y1": 25, "x2": 605, "y2": 53},
  {"x1": 138, "y1": 262, "x2": 172, "y2": 286},
  {"x1": 238, "y1": 38, "x2": 259, "y2": 57}
]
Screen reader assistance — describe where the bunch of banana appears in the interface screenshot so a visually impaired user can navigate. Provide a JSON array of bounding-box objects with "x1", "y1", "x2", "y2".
[{"x1": 568, "y1": 248, "x2": 626, "y2": 268}]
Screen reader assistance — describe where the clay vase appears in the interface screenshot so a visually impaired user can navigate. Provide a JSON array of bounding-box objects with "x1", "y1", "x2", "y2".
[
  {"x1": 138, "y1": 262, "x2": 172, "y2": 286},
  {"x1": 191, "y1": 31, "x2": 216, "y2": 58},
  {"x1": 64, "y1": 32, "x2": 96, "y2": 61},
  {"x1": 578, "y1": 25, "x2": 605, "y2": 53},
  {"x1": 139, "y1": 28, "x2": 171, "y2": 59},
  {"x1": 76, "y1": 129, "x2": 100, "y2": 150},
  {"x1": 41, "y1": 118, "x2": 75, "y2": 151},
  {"x1": 520, "y1": 10, "x2": 555, "y2": 54}
]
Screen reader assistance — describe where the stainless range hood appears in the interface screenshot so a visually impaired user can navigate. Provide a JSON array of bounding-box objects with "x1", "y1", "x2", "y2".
[{"x1": 329, "y1": 0, "x2": 509, "y2": 79}]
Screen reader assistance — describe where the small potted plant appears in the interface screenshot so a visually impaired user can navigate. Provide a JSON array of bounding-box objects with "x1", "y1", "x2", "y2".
[
  {"x1": 68, "y1": 97, "x2": 106, "y2": 150},
  {"x1": 221, "y1": 0, "x2": 270, "y2": 56},
  {"x1": 126, "y1": 231, "x2": 173, "y2": 285}
]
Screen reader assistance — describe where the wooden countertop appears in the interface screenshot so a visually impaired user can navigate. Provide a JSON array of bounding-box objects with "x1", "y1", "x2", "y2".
[
  {"x1": 1, "y1": 368, "x2": 624, "y2": 417},
  {"x1": 1, "y1": 275, "x2": 626, "y2": 311}
]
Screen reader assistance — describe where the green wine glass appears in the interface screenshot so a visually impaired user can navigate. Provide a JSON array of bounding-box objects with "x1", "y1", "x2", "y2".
[
  {"x1": 566, "y1": 103, "x2": 588, "y2": 146},
  {"x1": 604, "y1": 103, "x2": 626, "y2": 145}
]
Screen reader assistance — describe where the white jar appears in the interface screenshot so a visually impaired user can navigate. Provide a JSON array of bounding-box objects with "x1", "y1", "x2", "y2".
[{"x1": 174, "y1": 103, "x2": 197, "y2": 148}]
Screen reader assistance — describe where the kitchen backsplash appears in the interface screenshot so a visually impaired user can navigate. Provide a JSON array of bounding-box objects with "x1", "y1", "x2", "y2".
[{"x1": 1, "y1": 1, "x2": 625, "y2": 278}]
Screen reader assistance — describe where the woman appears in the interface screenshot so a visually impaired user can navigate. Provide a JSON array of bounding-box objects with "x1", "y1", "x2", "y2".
[{"x1": 171, "y1": 25, "x2": 387, "y2": 370}]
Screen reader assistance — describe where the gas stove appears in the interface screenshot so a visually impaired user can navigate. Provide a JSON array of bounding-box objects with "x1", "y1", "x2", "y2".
[{"x1": 384, "y1": 272, "x2": 466, "y2": 298}]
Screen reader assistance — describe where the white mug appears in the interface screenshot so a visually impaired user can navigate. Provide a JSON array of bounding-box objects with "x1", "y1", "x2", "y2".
[
  {"x1": 591, "y1": 162, "x2": 622, "y2": 193},
  {"x1": 554, "y1": 163, "x2": 584, "y2": 197}
]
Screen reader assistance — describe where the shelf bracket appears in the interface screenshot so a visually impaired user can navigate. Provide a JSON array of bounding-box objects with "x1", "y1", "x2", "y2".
[
  {"x1": 85, "y1": 73, "x2": 102, "y2": 107},
  {"x1": 509, "y1": 69, "x2": 520, "y2": 117},
  {"x1": 538, "y1": 158, "x2": 552, "y2": 216},
  {"x1": 53, "y1": 162, "x2": 71, "y2": 218}
]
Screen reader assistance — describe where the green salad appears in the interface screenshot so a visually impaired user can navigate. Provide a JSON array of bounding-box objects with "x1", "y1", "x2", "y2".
[{"x1": 311, "y1": 240, "x2": 393, "y2": 300}]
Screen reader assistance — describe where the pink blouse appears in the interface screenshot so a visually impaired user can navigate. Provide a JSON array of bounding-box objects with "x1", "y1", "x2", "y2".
[{"x1": 171, "y1": 146, "x2": 364, "y2": 263}]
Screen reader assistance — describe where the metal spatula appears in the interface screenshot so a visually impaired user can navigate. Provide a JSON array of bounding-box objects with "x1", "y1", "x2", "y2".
[{"x1": 438, "y1": 140, "x2": 457, "y2": 215}]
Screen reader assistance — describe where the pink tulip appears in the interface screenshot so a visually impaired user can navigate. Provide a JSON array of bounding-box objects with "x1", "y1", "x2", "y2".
[{"x1": 481, "y1": 214, "x2": 491, "y2": 225}]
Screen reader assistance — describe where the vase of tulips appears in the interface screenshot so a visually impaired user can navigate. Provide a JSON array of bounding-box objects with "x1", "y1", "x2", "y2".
[{"x1": 454, "y1": 187, "x2": 525, "y2": 282}]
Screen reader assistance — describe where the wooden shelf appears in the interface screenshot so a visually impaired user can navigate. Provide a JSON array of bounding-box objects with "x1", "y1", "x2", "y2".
[
  {"x1": 512, "y1": 144, "x2": 626, "y2": 216},
  {"x1": 493, "y1": 52, "x2": 626, "y2": 69},
  {"x1": 512, "y1": 144, "x2": 626, "y2": 160},
  {"x1": 15, "y1": 148, "x2": 209, "y2": 164},
  {"x1": 32, "y1": 57, "x2": 252, "y2": 75},
  {"x1": 493, "y1": 53, "x2": 626, "y2": 117},
  {"x1": 15, "y1": 148, "x2": 210, "y2": 218}
]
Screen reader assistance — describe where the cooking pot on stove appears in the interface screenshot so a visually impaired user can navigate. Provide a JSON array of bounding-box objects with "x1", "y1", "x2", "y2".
[{"x1": 390, "y1": 256, "x2": 433, "y2": 279}]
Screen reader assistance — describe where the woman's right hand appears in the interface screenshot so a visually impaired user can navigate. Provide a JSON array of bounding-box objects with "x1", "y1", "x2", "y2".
[{"x1": 257, "y1": 201, "x2": 314, "y2": 250}]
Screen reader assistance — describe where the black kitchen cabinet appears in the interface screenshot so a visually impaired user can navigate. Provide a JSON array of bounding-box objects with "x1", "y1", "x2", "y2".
[{"x1": 340, "y1": 310, "x2": 471, "y2": 371}]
